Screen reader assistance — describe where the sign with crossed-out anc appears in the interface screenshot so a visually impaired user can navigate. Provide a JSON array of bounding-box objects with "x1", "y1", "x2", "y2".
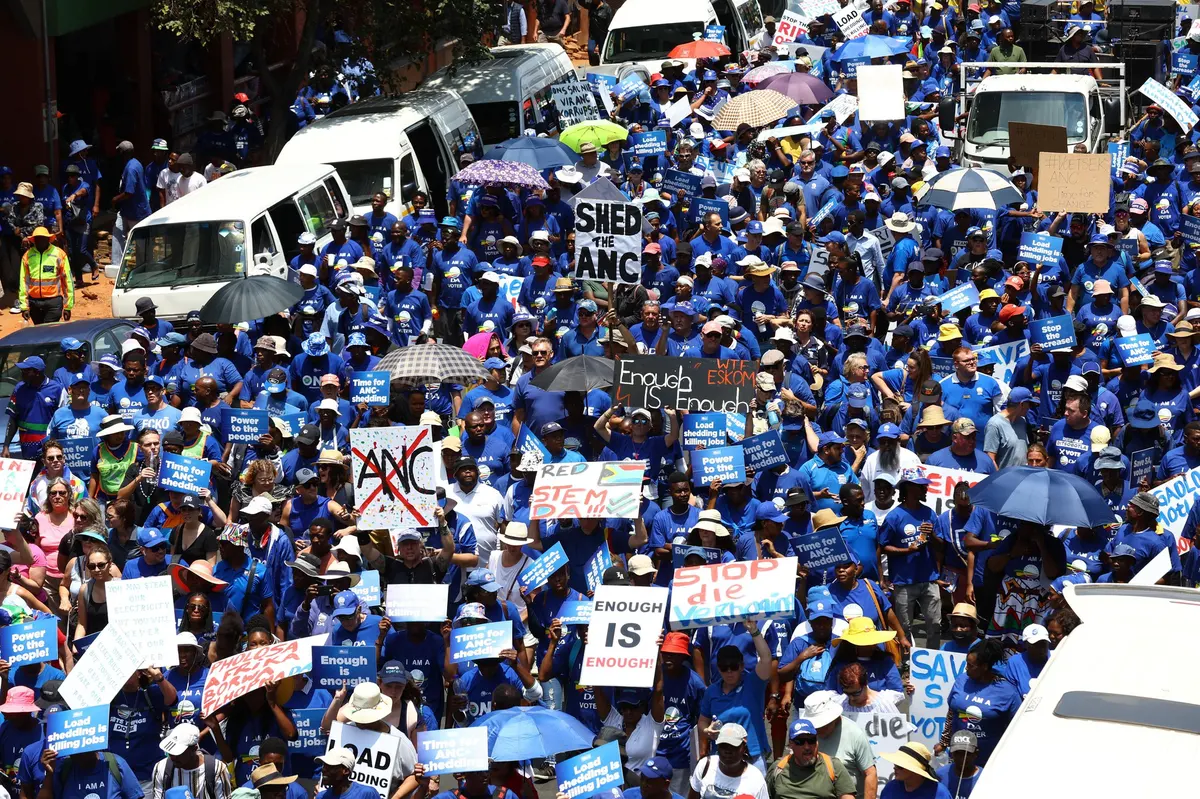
[{"x1": 349, "y1": 425, "x2": 437, "y2": 529}]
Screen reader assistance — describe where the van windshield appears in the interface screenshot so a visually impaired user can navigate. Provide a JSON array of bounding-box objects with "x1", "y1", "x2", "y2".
[
  {"x1": 330, "y1": 159, "x2": 394, "y2": 207},
  {"x1": 967, "y1": 91, "x2": 1088, "y2": 146},
  {"x1": 605, "y1": 22, "x2": 706, "y2": 62},
  {"x1": 468, "y1": 102, "x2": 521, "y2": 145},
  {"x1": 116, "y1": 221, "x2": 247, "y2": 289}
]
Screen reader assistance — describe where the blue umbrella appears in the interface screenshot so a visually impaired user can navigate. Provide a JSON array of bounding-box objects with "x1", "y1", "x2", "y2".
[
  {"x1": 967, "y1": 467, "x2": 1119, "y2": 528},
  {"x1": 471, "y1": 706, "x2": 596, "y2": 760},
  {"x1": 484, "y1": 137, "x2": 580, "y2": 171},
  {"x1": 830, "y1": 35, "x2": 912, "y2": 62}
]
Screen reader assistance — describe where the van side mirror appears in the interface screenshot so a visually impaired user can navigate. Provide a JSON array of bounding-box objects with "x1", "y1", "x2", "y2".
[
  {"x1": 1102, "y1": 96, "x2": 1122, "y2": 135},
  {"x1": 401, "y1": 182, "x2": 419, "y2": 199},
  {"x1": 938, "y1": 98, "x2": 957, "y2": 134}
]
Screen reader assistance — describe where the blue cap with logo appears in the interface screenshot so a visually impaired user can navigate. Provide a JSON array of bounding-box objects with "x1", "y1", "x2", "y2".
[
  {"x1": 466, "y1": 569, "x2": 502, "y2": 592},
  {"x1": 789, "y1": 719, "x2": 818, "y2": 739},
  {"x1": 330, "y1": 590, "x2": 362, "y2": 617},
  {"x1": 15, "y1": 356, "x2": 45, "y2": 371},
  {"x1": 60, "y1": 338, "x2": 85, "y2": 352}
]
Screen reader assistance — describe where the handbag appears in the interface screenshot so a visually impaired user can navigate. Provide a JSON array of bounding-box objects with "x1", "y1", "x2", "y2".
[{"x1": 864, "y1": 579, "x2": 904, "y2": 668}]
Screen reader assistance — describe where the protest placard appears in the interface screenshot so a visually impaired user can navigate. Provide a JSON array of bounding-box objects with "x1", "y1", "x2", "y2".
[
  {"x1": 551, "y1": 82, "x2": 599, "y2": 127},
  {"x1": 1116, "y1": 238, "x2": 1140, "y2": 263},
  {"x1": 574, "y1": 200, "x2": 642, "y2": 286},
  {"x1": 517, "y1": 542, "x2": 569, "y2": 592},
  {"x1": 0, "y1": 459, "x2": 36, "y2": 528},
  {"x1": 774, "y1": 10, "x2": 809, "y2": 46},
  {"x1": 352, "y1": 571, "x2": 381, "y2": 607},
  {"x1": 450, "y1": 621, "x2": 511, "y2": 664},
  {"x1": 850, "y1": 711, "x2": 908, "y2": 784},
  {"x1": 417, "y1": 728, "x2": 490, "y2": 776},
  {"x1": 665, "y1": 97, "x2": 692, "y2": 128},
  {"x1": 313, "y1": 646, "x2": 376, "y2": 689},
  {"x1": 669, "y1": 558, "x2": 797, "y2": 630},
  {"x1": 615, "y1": 74, "x2": 646, "y2": 103},
  {"x1": 742, "y1": 430, "x2": 789, "y2": 471},
  {"x1": 693, "y1": 445, "x2": 746, "y2": 487},
  {"x1": 629, "y1": 131, "x2": 667, "y2": 158},
  {"x1": 1030, "y1": 314, "x2": 1076, "y2": 350},
  {"x1": 1130, "y1": 448, "x2": 1155, "y2": 489},
  {"x1": 327, "y1": 722, "x2": 402, "y2": 799},
  {"x1": 1138, "y1": 77, "x2": 1199, "y2": 131},
  {"x1": 106, "y1": 575, "x2": 178, "y2": 668},
  {"x1": 801, "y1": 0, "x2": 840, "y2": 14},
  {"x1": 660, "y1": 169, "x2": 702, "y2": 199},
  {"x1": 704, "y1": 24, "x2": 726, "y2": 42},
  {"x1": 46, "y1": 706, "x2": 109, "y2": 755},
  {"x1": 581, "y1": 586, "x2": 669, "y2": 687},
  {"x1": 158, "y1": 452, "x2": 211, "y2": 496},
  {"x1": 833, "y1": 3, "x2": 868, "y2": 37},
  {"x1": 59, "y1": 437, "x2": 95, "y2": 478},
  {"x1": 586, "y1": 73, "x2": 617, "y2": 95},
  {"x1": 681, "y1": 413, "x2": 728, "y2": 449},
  {"x1": 556, "y1": 741, "x2": 624, "y2": 799},
  {"x1": 202, "y1": 635, "x2": 325, "y2": 716},
  {"x1": 1008, "y1": 122, "x2": 1067, "y2": 174},
  {"x1": 1037, "y1": 153, "x2": 1111, "y2": 213},
  {"x1": 692, "y1": 197, "x2": 730, "y2": 227},
  {"x1": 385, "y1": 583, "x2": 449, "y2": 622},
  {"x1": 791, "y1": 527, "x2": 853, "y2": 572},
  {"x1": 350, "y1": 371, "x2": 391, "y2": 406},
  {"x1": 0, "y1": 617, "x2": 56, "y2": 666},
  {"x1": 921, "y1": 466, "x2": 986, "y2": 515},
  {"x1": 1017, "y1": 232, "x2": 1064, "y2": 264},
  {"x1": 857, "y1": 65, "x2": 904, "y2": 120},
  {"x1": 279, "y1": 411, "x2": 306, "y2": 439},
  {"x1": 558, "y1": 600, "x2": 594, "y2": 626},
  {"x1": 978, "y1": 339, "x2": 1030, "y2": 385},
  {"x1": 1150, "y1": 464, "x2": 1200, "y2": 536},
  {"x1": 937, "y1": 282, "x2": 980, "y2": 315},
  {"x1": 909, "y1": 647, "x2": 967, "y2": 749},
  {"x1": 225, "y1": 408, "x2": 269, "y2": 444},
  {"x1": 350, "y1": 426, "x2": 437, "y2": 529},
  {"x1": 1180, "y1": 215, "x2": 1200, "y2": 246},
  {"x1": 585, "y1": 546, "x2": 612, "y2": 593},
  {"x1": 289, "y1": 708, "x2": 329, "y2": 755},
  {"x1": 613, "y1": 356, "x2": 756, "y2": 414},
  {"x1": 530, "y1": 461, "x2": 645, "y2": 520},
  {"x1": 672, "y1": 545, "x2": 724, "y2": 569},
  {"x1": 1109, "y1": 139, "x2": 1129, "y2": 175},
  {"x1": 1174, "y1": 52, "x2": 1199, "y2": 77},
  {"x1": 59, "y1": 623, "x2": 145, "y2": 709}
]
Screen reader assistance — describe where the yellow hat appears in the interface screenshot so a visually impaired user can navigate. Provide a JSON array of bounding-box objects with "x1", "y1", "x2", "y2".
[
  {"x1": 937, "y1": 323, "x2": 962, "y2": 343},
  {"x1": 978, "y1": 289, "x2": 1000, "y2": 302},
  {"x1": 917, "y1": 405, "x2": 950, "y2": 428},
  {"x1": 31, "y1": 226, "x2": 51, "y2": 238},
  {"x1": 837, "y1": 616, "x2": 897, "y2": 646}
]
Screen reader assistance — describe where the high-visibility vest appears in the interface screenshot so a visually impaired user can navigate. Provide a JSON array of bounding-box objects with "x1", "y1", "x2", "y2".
[
  {"x1": 97, "y1": 443, "x2": 138, "y2": 496},
  {"x1": 22, "y1": 246, "x2": 71, "y2": 300},
  {"x1": 182, "y1": 432, "x2": 209, "y2": 460}
]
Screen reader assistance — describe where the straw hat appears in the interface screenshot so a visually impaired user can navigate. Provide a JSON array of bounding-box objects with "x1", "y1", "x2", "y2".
[
  {"x1": 170, "y1": 560, "x2": 229, "y2": 594},
  {"x1": 338, "y1": 683, "x2": 393, "y2": 724},
  {"x1": 1149, "y1": 353, "x2": 1184, "y2": 373},
  {"x1": 836, "y1": 616, "x2": 896, "y2": 646},
  {"x1": 881, "y1": 743, "x2": 938, "y2": 781},
  {"x1": 917, "y1": 405, "x2": 950, "y2": 428},
  {"x1": 810, "y1": 508, "x2": 846, "y2": 530}
]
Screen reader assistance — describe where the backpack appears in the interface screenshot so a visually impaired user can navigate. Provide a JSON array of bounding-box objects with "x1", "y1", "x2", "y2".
[
  {"x1": 770, "y1": 751, "x2": 837, "y2": 784},
  {"x1": 169, "y1": 753, "x2": 220, "y2": 799}
]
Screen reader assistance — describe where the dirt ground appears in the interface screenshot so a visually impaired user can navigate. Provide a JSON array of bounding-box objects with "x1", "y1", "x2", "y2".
[{"x1": 0, "y1": 233, "x2": 116, "y2": 337}]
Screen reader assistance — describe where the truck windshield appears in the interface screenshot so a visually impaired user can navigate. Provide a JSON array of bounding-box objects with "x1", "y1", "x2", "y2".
[
  {"x1": 967, "y1": 91, "x2": 1088, "y2": 147},
  {"x1": 330, "y1": 159, "x2": 394, "y2": 207},
  {"x1": 604, "y1": 23, "x2": 706, "y2": 63},
  {"x1": 116, "y1": 221, "x2": 247, "y2": 289}
]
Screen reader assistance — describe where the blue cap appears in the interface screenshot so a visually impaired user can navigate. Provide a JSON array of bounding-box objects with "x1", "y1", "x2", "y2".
[
  {"x1": 970, "y1": 18, "x2": 984, "y2": 29},
  {"x1": 671, "y1": 301, "x2": 696, "y2": 317},
  {"x1": 920, "y1": 24, "x2": 933, "y2": 37},
  {"x1": 94, "y1": 354, "x2": 120, "y2": 371},
  {"x1": 1081, "y1": 361, "x2": 1101, "y2": 375},
  {"x1": 747, "y1": 221, "x2": 764, "y2": 235},
  {"x1": 790, "y1": 719, "x2": 818, "y2": 739},
  {"x1": 1111, "y1": 543, "x2": 1137, "y2": 559},
  {"x1": 702, "y1": 69, "x2": 718, "y2": 80},
  {"x1": 541, "y1": 421, "x2": 564, "y2": 435},
  {"x1": 483, "y1": 357, "x2": 507, "y2": 370},
  {"x1": 186, "y1": 310, "x2": 202, "y2": 322},
  {"x1": 935, "y1": 145, "x2": 951, "y2": 158},
  {"x1": 417, "y1": 209, "x2": 437, "y2": 223},
  {"x1": 466, "y1": 569, "x2": 502, "y2": 592},
  {"x1": 755, "y1": 503, "x2": 788, "y2": 524},
  {"x1": 137, "y1": 527, "x2": 168, "y2": 548},
  {"x1": 817, "y1": 231, "x2": 846, "y2": 244},
  {"x1": 920, "y1": 79, "x2": 940, "y2": 95},
  {"x1": 806, "y1": 600, "x2": 834, "y2": 620},
  {"x1": 61, "y1": 338, "x2": 85, "y2": 352},
  {"x1": 830, "y1": 165, "x2": 849, "y2": 178},
  {"x1": 899, "y1": 466, "x2": 932, "y2": 486},
  {"x1": 966, "y1": 226, "x2": 984, "y2": 239},
  {"x1": 877, "y1": 423, "x2": 901, "y2": 439},
  {"x1": 395, "y1": 529, "x2": 423, "y2": 544},
  {"x1": 1007, "y1": 386, "x2": 1036, "y2": 406},
  {"x1": 143, "y1": 374, "x2": 165, "y2": 388},
  {"x1": 578, "y1": 299, "x2": 599, "y2": 314},
  {"x1": 330, "y1": 590, "x2": 362, "y2": 617},
  {"x1": 847, "y1": 383, "x2": 869, "y2": 407},
  {"x1": 347, "y1": 332, "x2": 368, "y2": 348},
  {"x1": 440, "y1": 216, "x2": 462, "y2": 229},
  {"x1": 158, "y1": 332, "x2": 188, "y2": 348},
  {"x1": 1155, "y1": 261, "x2": 1175, "y2": 275},
  {"x1": 652, "y1": 78, "x2": 670, "y2": 88},
  {"x1": 818, "y1": 432, "x2": 845, "y2": 447},
  {"x1": 303, "y1": 332, "x2": 329, "y2": 356},
  {"x1": 454, "y1": 601, "x2": 488, "y2": 623},
  {"x1": 819, "y1": 109, "x2": 835, "y2": 120},
  {"x1": 15, "y1": 356, "x2": 45, "y2": 372},
  {"x1": 638, "y1": 757, "x2": 672, "y2": 781},
  {"x1": 165, "y1": 787, "x2": 195, "y2": 799}
]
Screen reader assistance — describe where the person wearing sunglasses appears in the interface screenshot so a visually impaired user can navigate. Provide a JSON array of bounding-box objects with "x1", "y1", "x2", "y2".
[
  {"x1": 74, "y1": 542, "x2": 120, "y2": 641},
  {"x1": 119, "y1": 527, "x2": 171, "y2": 580}
]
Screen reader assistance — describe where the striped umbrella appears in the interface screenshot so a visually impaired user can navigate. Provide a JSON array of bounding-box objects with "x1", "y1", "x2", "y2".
[
  {"x1": 713, "y1": 90, "x2": 799, "y2": 130},
  {"x1": 916, "y1": 167, "x2": 1023, "y2": 211},
  {"x1": 377, "y1": 342, "x2": 490, "y2": 386}
]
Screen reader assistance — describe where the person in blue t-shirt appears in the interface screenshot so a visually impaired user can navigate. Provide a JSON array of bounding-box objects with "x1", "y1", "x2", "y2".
[
  {"x1": 936, "y1": 731, "x2": 984, "y2": 799},
  {"x1": 696, "y1": 619, "x2": 774, "y2": 768},
  {"x1": 938, "y1": 639, "x2": 1021, "y2": 765},
  {"x1": 107, "y1": 666, "x2": 177, "y2": 782},
  {"x1": 314, "y1": 747, "x2": 379, "y2": 799},
  {"x1": 593, "y1": 406, "x2": 679, "y2": 485},
  {"x1": 40, "y1": 748, "x2": 143, "y2": 799},
  {"x1": 925, "y1": 418, "x2": 997, "y2": 473},
  {"x1": 879, "y1": 467, "x2": 946, "y2": 649}
]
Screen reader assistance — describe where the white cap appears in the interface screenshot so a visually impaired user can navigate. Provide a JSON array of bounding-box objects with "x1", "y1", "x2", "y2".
[
  {"x1": 299, "y1": 264, "x2": 319, "y2": 277},
  {"x1": 317, "y1": 747, "x2": 357, "y2": 769},
  {"x1": 479, "y1": 271, "x2": 502, "y2": 284},
  {"x1": 1116, "y1": 315, "x2": 1137, "y2": 336},
  {"x1": 122, "y1": 339, "x2": 146, "y2": 356},
  {"x1": 689, "y1": 122, "x2": 705, "y2": 139},
  {"x1": 242, "y1": 495, "x2": 273, "y2": 516},
  {"x1": 715, "y1": 723, "x2": 748, "y2": 746},
  {"x1": 179, "y1": 407, "x2": 203, "y2": 424},
  {"x1": 317, "y1": 398, "x2": 340, "y2": 412},
  {"x1": 160, "y1": 723, "x2": 201, "y2": 755},
  {"x1": 734, "y1": 168, "x2": 751, "y2": 182},
  {"x1": 1063, "y1": 375, "x2": 1089, "y2": 393},
  {"x1": 1022, "y1": 624, "x2": 1050, "y2": 644},
  {"x1": 176, "y1": 631, "x2": 202, "y2": 649}
]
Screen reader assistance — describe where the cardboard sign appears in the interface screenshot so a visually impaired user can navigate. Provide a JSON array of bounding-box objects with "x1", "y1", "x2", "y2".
[
  {"x1": 1037, "y1": 152, "x2": 1116, "y2": 213},
  {"x1": 742, "y1": 430, "x2": 789, "y2": 471},
  {"x1": 289, "y1": 708, "x2": 329, "y2": 755},
  {"x1": 1017, "y1": 232, "x2": 1064, "y2": 264},
  {"x1": 937, "y1": 282, "x2": 980, "y2": 315},
  {"x1": 350, "y1": 426, "x2": 437, "y2": 529},
  {"x1": 556, "y1": 741, "x2": 624, "y2": 799},
  {"x1": 107, "y1": 575, "x2": 179, "y2": 668},
  {"x1": 1030, "y1": 314, "x2": 1076, "y2": 350},
  {"x1": 551, "y1": 82, "x2": 600, "y2": 128},
  {"x1": 385, "y1": 583, "x2": 449, "y2": 622},
  {"x1": 158, "y1": 452, "x2": 211, "y2": 496},
  {"x1": 682, "y1": 413, "x2": 729, "y2": 449},
  {"x1": 629, "y1": 131, "x2": 667, "y2": 158},
  {"x1": 613, "y1": 356, "x2": 757, "y2": 414},
  {"x1": 350, "y1": 371, "x2": 391, "y2": 406},
  {"x1": 326, "y1": 722, "x2": 402, "y2": 799},
  {"x1": 202, "y1": 635, "x2": 325, "y2": 716},
  {"x1": 59, "y1": 623, "x2": 145, "y2": 710},
  {"x1": 225, "y1": 408, "x2": 269, "y2": 444},
  {"x1": 774, "y1": 10, "x2": 809, "y2": 46},
  {"x1": 664, "y1": 97, "x2": 692, "y2": 129},
  {"x1": 660, "y1": 169, "x2": 703, "y2": 198},
  {"x1": 0, "y1": 617, "x2": 56, "y2": 665},
  {"x1": 851, "y1": 711, "x2": 908, "y2": 785},
  {"x1": 920, "y1": 466, "x2": 987, "y2": 516},
  {"x1": 352, "y1": 570, "x2": 382, "y2": 607},
  {"x1": 1180, "y1": 214, "x2": 1200, "y2": 245},
  {"x1": 669, "y1": 558, "x2": 797, "y2": 630},
  {"x1": 672, "y1": 545, "x2": 725, "y2": 569},
  {"x1": 580, "y1": 586, "x2": 669, "y2": 688},
  {"x1": 791, "y1": 526, "x2": 853, "y2": 572},
  {"x1": 574, "y1": 200, "x2": 643, "y2": 286},
  {"x1": 857, "y1": 65, "x2": 904, "y2": 121},
  {"x1": 1008, "y1": 122, "x2": 1068, "y2": 173},
  {"x1": 833, "y1": 3, "x2": 868, "y2": 38},
  {"x1": 1149, "y1": 464, "x2": 1200, "y2": 537},
  {"x1": 909, "y1": 647, "x2": 967, "y2": 750},
  {"x1": 1116, "y1": 238, "x2": 1140, "y2": 263},
  {"x1": 1139, "y1": 77, "x2": 1199, "y2": 131},
  {"x1": 450, "y1": 621, "x2": 511, "y2": 663},
  {"x1": 46, "y1": 705, "x2": 110, "y2": 755},
  {"x1": 530, "y1": 461, "x2": 646, "y2": 520},
  {"x1": 417, "y1": 728, "x2": 490, "y2": 776},
  {"x1": 517, "y1": 542, "x2": 569, "y2": 592},
  {"x1": 60, "y1": 437, "x2": 95, "y2": 478},
  {"x1": 693, "y1": 444, "x2": 746, "y2": 486},
  {"x1": 1131, "y1": 448, "x2": 1155, "y2": 489},
  {"x1": 313, "y1": 646, "x2": 376, "y2": 689},
  {"x1": 585, "y1": 546, "x2": 613, "y2": 593},
  {"x1": 0, "y1": 459, "x2": 36, "y2": 529}
]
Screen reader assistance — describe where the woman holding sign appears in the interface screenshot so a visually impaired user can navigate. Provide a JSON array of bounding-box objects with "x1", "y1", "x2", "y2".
[{"x1": 697, "y1": 619, "x2": 775, "y2": 772}]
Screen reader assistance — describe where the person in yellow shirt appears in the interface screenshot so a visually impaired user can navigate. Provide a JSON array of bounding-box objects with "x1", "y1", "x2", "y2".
[{"x1": 18, "y1": 226, "x2": 73, "y2": 323}]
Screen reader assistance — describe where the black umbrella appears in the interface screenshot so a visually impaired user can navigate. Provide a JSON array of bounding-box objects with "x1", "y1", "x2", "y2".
[
  {"x1": 530, "y1": 356, "x2": 615, "y2": 392},
  {"x1": 198, "y1": 275, "x2": 305, "y2": 324}
]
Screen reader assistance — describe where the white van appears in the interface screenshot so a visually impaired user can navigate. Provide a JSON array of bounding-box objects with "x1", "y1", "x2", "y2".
[
  {"x1": 598, "y1": 0, "x2": 766, "y2": 77},
  {"x1": 109, "y1": 164, "x2": 351, "y2": 320},
  {"x1": 275, "y1": 89, "x2": 480, "y2": 219},
  {"x1": 421, "y1": 44, "x2": 579, "y2": 146}
]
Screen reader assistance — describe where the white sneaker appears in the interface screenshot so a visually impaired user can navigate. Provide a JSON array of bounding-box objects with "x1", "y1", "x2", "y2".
[{"x1": 8, "y1": 306, "x2": 21, "y2": 314}]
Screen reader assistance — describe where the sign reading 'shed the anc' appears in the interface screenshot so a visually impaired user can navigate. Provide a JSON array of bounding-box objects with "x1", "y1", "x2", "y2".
[
  {"x1": 530, "y1": 461, "x2": 646, "y2": 520},
  {"x1": 350, "y1": 426, "x2": 437, "y2": 529},
  {"x1": 669, "y1": 558, "x2": 797, "y2": 630},
  {"x1": 581, "y1": 586, "x2": 669, "y2": 688},
  {"x1": 613, "y1": 356, "x2": 757, "y2": 413},
  {"x1": 574, "y1": 200, "x2": 643, "y2": 285}
]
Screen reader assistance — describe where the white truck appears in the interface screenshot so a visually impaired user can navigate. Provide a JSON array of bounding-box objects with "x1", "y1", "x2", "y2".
[{"x1": 938, "y1": 62, "x2": 1127, "y2": 170}]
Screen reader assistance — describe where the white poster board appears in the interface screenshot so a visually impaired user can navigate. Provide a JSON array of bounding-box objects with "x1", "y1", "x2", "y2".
[
  {"x1": 908, "y1": 647, "x2": 967, "y2": 751},
  {"x1": 833, "y1": 4, "x2": 869, "y2": 38},
  {"x1": 327, "y1": 722, "x2": 403, "y2": 799},
  {"x1": 849, "y1": 711, "x2": 909, "y2": 793},
  {"x1": 857, "y1": 65, "x2": 905, "y2": 121},
  {"x1": 349, "y1": 426, "x2": 437, "y2": 529},
  {"x1": 774, "y1": 11, "x2": 810, "y2": 46},
  {"x1": 59, "y1": 624, "x2": 145, "y2": 709},
  {"x1": 106, "y1": 575, "x2": 179, "y2": 668},
  {"x1": 669, "y1": 557, "x2": 798, "y2": 630},
  {"x1": 0, "y1": 459, "x2": 36, "y2": 530},
  {"x1": 580, "y1": 585, "x2": 669, "y2": 688}
]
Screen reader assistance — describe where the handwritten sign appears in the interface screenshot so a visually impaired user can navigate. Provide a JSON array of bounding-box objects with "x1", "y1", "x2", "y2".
[
  {"x1": 1030, "y1": 314, "x2": 1076, "y2": 350},
  {"x1": 46, "y1": 705, "x2": 110, "y2": 755},
  {"x1": 1036, "y1": 153, "x2": 1112, "y2": 213},
  {"x1": 833, "y1": 3, "x2": 868, "y2": 38},
  {"x1": 551, "y1": 82, "x2": 600, "y2": 128},
  {"x1": 1139, "y1": 76, "x2": 1200, "y2": 131},
  {"x1": 693, "y1": 444, "x2": 746, "y2": 486},
  {"x1": 1150, "y1": 464, "x2": 1200, "y2": 537},
  {"x1": 575, "y1": 199, "x2": 643, "y2": 286},
  {"x1": 312, "y1": 646, "x2": 376, "y2": 689},
  {"x1": 852, "y1": 711, "x2": 908, "y2": 785},
  {"x1": 909, "y1": 647, "x2": 967, "y2": 750},
  {"x1": 669, "y1": 558, "x2": 797, "y2": 630},
  {"x1": 517, "y1": 542, "x2": 569, "y2": 592},
  {"x1": 158, "y1": 452, "x2": 211, "y2": 496},
  {"x1": 530, "y1": 461, "x2": 645, "y2": 520},
  {"x1": 613, "y1": 355, "x2": 756, "y2": 414},
  {"x1": 791, "y1": 526, "x2": 853, "y2": 572},
  {"x1": 107, "y1": 575, "x2": 178, "y2": 668},
  {"x1": 742, "y1": 430, "x2": 789, "y2": 471},
  {"x1": 450, "y1": 621, "x2": 511, "y2": 664},
  {"x1": 0, "y1": 617, "x2": 57, "y2": 665},
  {"x1": 581, "y1": 586, "x2": 669, "y2": 688},
  {"x1": 937, "y1": 282, "x2": 980, "y2": 315},
  {"x1": 681, "y1": 413, "x2": 728, "y2": 449},
  {"x1": 326, "y1": 722, "x2": 401, "y2": 799},
  {"x1": 385, "y1": 583, "x2": 449, "y2": 622},
  {"x1": 0, "y1": 459, "x2": 36, "y2": 529},
  {"x1": 774, "y1": 10, "x2": 809, "y2": 46},
  {"x1": 1018, "y1": 232, "x2": 1064, "y2": 265},
  {"x1": 350, "y1": 371, "x2": 391, "y2": 406},
  {"x1": 59, "y1": 623, "x2": 145, "y2": 709},
  {"x1": 350, "y1": 425, "x2": 437, "y2": 529},
  {"x1": 921, "y1": 466, "x2": 986, "y2": 516},
  {"x1": 556, "y1": 741, "x2": 623, "y2": 799},
  {"x1": 417, "y1": 728, "x2": 490, "y2": 776},
  {"x1": 202, "y1": 634, "x2": 325, "y2": 716}
]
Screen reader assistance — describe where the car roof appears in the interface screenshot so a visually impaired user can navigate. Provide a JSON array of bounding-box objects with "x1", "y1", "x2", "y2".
[
  {"x1": 131, "y1": 164, "x2": 337, "y2": 227},
  {"x1": 0, "y1": 318, "x2": 132, "y2": 349},
  {"x1": 609, "y1": 0, "x2": 715, "y2": 28}
]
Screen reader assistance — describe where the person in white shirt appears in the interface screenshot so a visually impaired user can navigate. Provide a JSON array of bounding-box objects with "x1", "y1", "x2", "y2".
[
  {"x1": 445, "y1": 456, "x2": 506, "y2": 564},
  {"x1": 174, "y1": 154, "x2": 208, "y2": 200},
  {"x1": 597, "y1": 685, "x2": 667, "y2": 775},
  {"x1": 574, "y1": 141, "x2": 612, "y2": 184},
  {"x1": 156, "y1": 154, "x2": 181, "y2": 207},
  {"x1": 864, "y1": 473, "x2": 900, "y2": 527},
  {"x1": 149, "y1": 722, "x2": 234, "y2": 799},
  {"x1": 858, "y1": 424, "x2": 921, "y2": 502},
  {"x1": 689, "y1": 724, "x2": 769, "y2": 799}
]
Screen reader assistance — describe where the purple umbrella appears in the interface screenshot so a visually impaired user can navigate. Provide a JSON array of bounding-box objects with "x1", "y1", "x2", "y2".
[
  {"x1": 451, "y1": 159, "x2": 550, "y2": 191},
  {"x1": 758, "y1": 72, "x2": 835, "y2": 106}
]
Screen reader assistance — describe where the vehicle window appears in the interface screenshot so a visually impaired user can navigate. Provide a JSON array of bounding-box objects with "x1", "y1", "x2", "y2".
[
  {"x1": 250, "y1": 215, "x2": 278, "y2": 260},
  {"x1": 966, "y1": 91, "x2": 1088, "y2": 146},
  {"x1": 738, "y1": 0, "x2": 763, "y2": 38},
  {"x1": 324, "y1": 178, "x2": 349, "y2": 219},
  {"x1": 296, "y1": 186, "x2": 338, "y2": 237},
  {"x1": 115, "y1": 221, "x2": 247, "y2": 290},
  {"x1": 269, "y1": 199, "x2": 308, "y2": 262},
  {"x1": 330, "y1": 159, "x2": 394, "y2": 207},
  {"x1": 0, "y1": 345, "x2": 61, "y2": 404},
  {"x1": 604, "y1": 23, "x2": 706, "y2": 62},
  {"x1": 711, "y1": 0, "x2": 739, "y2": 44},
  {"x1": 400, "y1": 153, "x2": 420, "y2": 199},
  {"x1": 468, "y1": 101, "x2": 521, "y2": 145},
  {"x1": 93, "y1": 328, "x2": 124, "y2": 362}
]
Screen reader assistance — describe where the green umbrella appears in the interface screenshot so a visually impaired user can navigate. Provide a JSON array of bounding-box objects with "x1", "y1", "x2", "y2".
[{"x1": 559, "y1": 120, "x2": 629, "y2": 153}]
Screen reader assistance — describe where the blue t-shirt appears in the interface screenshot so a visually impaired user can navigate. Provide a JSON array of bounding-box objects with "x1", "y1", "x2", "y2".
[
  {"x1": 316, "y1": 781, "x2": 380, "y2": 799},
  {"x1": 51, "y1": 752, "x2": 143, "y2": 799},
  {"x1": 117, "y1": 158, "x2": 152, "y2": 220},
  {"x1": 946, "y1": 672, "x2": 1022, "y2": 764},
  {"x1": 879, "y1": 503, "x2": 946, "y2": 585},
  {"x1": 108, "y1": 684, "x2": 169, "y2": 780},
  {"x1": 698, "y1": 670, "x2": 770, "y2": 758}
]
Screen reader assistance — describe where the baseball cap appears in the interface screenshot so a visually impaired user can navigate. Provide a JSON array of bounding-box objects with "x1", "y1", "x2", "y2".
[
  {"x1": 160, "y1": 723, "x2": 201, "y2": 755},
  {"x1": 789, "y1": 719, "x2": 817, "y2": 740},
  {"x1": 715, "y1": 723, "x2": 748, "y2": 746},
  {"x1": 638, "y1": 757, "x2": 672, "y2": 781},
  {"x1": 330, "y1": 590, "x2": 362, "y2": 618},
  {"x1": 466, "y1": 569, "x2": 502, "y2": 592}
]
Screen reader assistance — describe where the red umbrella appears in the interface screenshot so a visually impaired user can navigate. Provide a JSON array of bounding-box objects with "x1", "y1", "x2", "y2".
[
  {"x1": 757, "y1": 72, "x2": 835, "y2": 106},
  {"x1": 668, "y1": 40, "x2": 732, "y2": 59}
]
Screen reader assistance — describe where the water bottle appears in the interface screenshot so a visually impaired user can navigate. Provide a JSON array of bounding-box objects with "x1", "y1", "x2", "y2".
[{"x1": 451, "y1": 678, "x2": 468, "y2": 725}]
